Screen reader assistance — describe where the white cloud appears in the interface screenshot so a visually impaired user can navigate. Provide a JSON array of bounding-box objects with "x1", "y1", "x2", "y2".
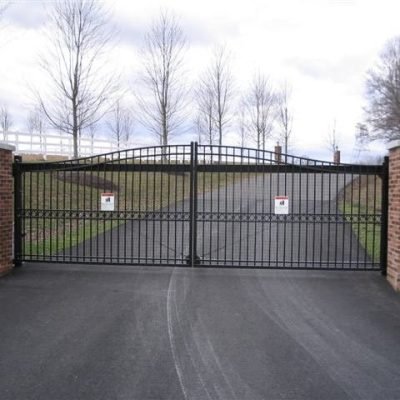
[{"x1": 1, "y1": 0, "x2": 399, "y2": 161}]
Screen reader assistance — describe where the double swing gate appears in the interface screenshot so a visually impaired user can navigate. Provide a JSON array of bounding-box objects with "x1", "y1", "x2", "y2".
[{"x1": 13, "y1": 143, "x2": 388, "y2": 272}]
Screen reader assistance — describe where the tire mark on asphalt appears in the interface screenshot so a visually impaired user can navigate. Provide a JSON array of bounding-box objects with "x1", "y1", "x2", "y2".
[
  {"x1": 167, "y1": 268, "x2": 212, "y2": 400},
  {"x1": 166, "y1": 269, "x2": 265, "y2": 400},
  {"x1": 239, "y1": 271, "x2": 400, "y2": 400}
]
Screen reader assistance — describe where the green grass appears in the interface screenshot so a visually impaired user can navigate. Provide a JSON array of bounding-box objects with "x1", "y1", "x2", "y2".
[
  {"x1": 338, "y1": 175, "x2": 382, "y2": 263},
  {"x1": 22, "y1": 170, "x2": 242, "y2": 258},
  {"x1": 339, "y1": 202, "x2": 381, "y2": 263}
]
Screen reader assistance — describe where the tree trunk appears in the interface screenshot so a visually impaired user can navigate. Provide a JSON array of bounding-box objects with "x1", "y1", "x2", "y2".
[{"x1": 72, "y1": 127, "x2": 78, "y2": 158}]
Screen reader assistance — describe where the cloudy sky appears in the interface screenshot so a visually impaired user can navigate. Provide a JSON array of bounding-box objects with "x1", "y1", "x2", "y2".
[{"x1": 1, "y1": 0, "x2": 399, "y2": 161}]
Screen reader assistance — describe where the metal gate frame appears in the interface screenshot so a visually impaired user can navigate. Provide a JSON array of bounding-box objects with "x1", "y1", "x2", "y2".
[{"x1": 13, "y1": 143, "x2": 389, "y2": 272}]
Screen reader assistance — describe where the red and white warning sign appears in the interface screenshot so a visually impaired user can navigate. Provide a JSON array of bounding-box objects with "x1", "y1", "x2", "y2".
[
  {"x1": 101, "y1": 193, "x2": 115, "y2": 211},
  {"x1": 274, "y1": 196, "x2": 289, "y2": 215}
]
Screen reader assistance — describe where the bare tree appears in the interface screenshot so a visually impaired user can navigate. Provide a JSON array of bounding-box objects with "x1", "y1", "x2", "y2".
[
  {"x1": 354, "y1": 122, "x2": 369, "y2": 161},
  {"x1": 277, "y1": 82, "x2": 293, "y2": 154},
  {"x1": 107, "y1": 100, "x2": 134, "y2": 150},
  {"x1": 236, "y1": 97, "x2": 249, "y2": 148},
  {"x1": 203, "y1": 45, "x2": 234, "y2": 147},
  {"x1": 137, "y1": 11, "x2": 187, "y2": 146},
  {"x1": 195, "y1": 77, "x2": 216, "y2": 145},
  {"x1": 27, "y1": 107, "x2": 46, "y2": 153},
  {"x1": 0, "y1": 105, "x2": 12, "y2": 140},
  {"x1": 37, "y1": 0, "x2": 117, "y2": 158},
  {"x1": 326, "y1": 119, "x2": 340, "y2": 157},
  {"x1": 365, "y1": 36, "x2": 400, "y2": 141},
  {"x1": 86, "y1": 123, "x2": 97, "y2": 140},
  {"x1": 245, "y1": 73, "x2": 275, "y2": 151}
]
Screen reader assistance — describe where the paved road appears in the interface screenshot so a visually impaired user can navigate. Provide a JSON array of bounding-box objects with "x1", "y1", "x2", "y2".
[
  {"x1": 66, "y1": 172, "x2": 373, "y2": 268},
  {"x1": 0, "y1": 264, "x2": 399, "y2": 399}
]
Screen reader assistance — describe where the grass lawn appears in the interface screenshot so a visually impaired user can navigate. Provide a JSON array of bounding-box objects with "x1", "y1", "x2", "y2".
[{"x1": 338, "y1": 175, "x2": 382, "y2": 263}]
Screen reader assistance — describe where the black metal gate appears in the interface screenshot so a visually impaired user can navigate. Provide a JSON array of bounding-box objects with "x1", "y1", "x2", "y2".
[{"x1": 14, "y1": 143, "x2": 388, "y2": 272}]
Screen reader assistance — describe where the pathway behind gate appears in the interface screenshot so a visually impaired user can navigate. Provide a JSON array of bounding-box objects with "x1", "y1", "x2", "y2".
[
  {"x1": 1, "y1": 264, "x2": 399, "y2": 400},
  {"x1": 67, "y1": 173, "x2": 370, "y2": 268}
]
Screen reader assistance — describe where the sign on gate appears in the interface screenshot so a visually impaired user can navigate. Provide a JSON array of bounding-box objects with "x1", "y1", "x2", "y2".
[
  {"x1": 101, "y1": 193, "x2": 115, "y2": 211},
  {"x1": 274, "y1": 196, "x2": 289, "y2": 214}
]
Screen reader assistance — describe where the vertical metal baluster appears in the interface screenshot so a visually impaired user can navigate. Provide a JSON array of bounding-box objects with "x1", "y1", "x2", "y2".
[
  {"x1": 174, "y1": 147, "x2": 178, "y2": 264},
  {"x1": 62, "y1": 165, "x2": 66, "y2": 262},
  {"x1": 268, "y1": 152, "x2": 272, "y2": 267},
  {"x1": 365, "y1": 173, "x2": 370, "y2": 268},
  {"x1": 297, "y1": 158, "x2": 302, "y2": 267},
  {"x1": 42, "y1": 167, "x2": 46, "y2": 259},
  {"x1": 275, "y1": 153, "x2": 280, "y2": 268},
  {"x1": 327, "y1": 161, "x2": 332, "y2": 267},
  {"x1": 194, "y1": 143, "x2": 198, "y2": 266},
  {"x1": 246, "y1": 150, "x2": 251, "y2": 267},
  {"x1": 69, "y1": 165, "x2": 73, "y2": 261},
  {"x1": 88, "y1": 157, "x2": 93, "y2": 263},
  {"x1": 103, "y1": 155, "x2": 107, "y2": 264},
  {"x1": 341, "y1": 165, "x2": 346, "y2": 268},
  {"x1": 180, "y1": 146, "x2": 187, "y2": 262},
  {"x1": 137, "y1": 149, "x2": 142, "y2": 264},
  {"x1": 283, "y1": 152, "x2": 288, "y2": 267},
  {"x1": 202, "y1": 146, "x2": 206, "y2": 264},
  {"x1": 152, "y1": 149, "x2": 157, "y2": 264},
  {"x1": 304, "y1": 163, "x2": 309, "y2": 267},
  {"x1": 290, "y1": 156, "x2": 294, "y2": 267},
  {"x1": 260, "y1": 151, "x2": 266, "y2": 267},
  {"x1": 49, "y1": 167, "x2": 53, "y2": 260},
  {"x1": 55, "y1": 164, "x2": 60, "y2": 261},
  {"x1": 21, "y1": 167, "x2": 25, "y2": 262},
  {"x1": 312, "y1": 160, "x2": 317, "y2": 268},
  {"x1": 117, "y1": 153, "x2": 121, "y2": 263},
  {"x1": 319, "y1": 164, "x2": 324, "y2": 267},
  {"x1": 145, "y1": 148, "x2": 149, "y2": 263},
  {"x1": 159, "y1": 148, "x2": 164, "y2": 264},
  {"x1": 188, "y1": 142, "x2": 198, "y2": 267},
  {"x1": 224, "y1": 147, "x2": 228, "y2": 265},
  {"x1": 372, "y1": 172, "x2": 377, "y2": 266},
  {"x1": 253, "y1": 151, "x2": 258, "y2": 266},
  {"x1": 96, "y1": 156, "x2": 100, "y2": 263},
  {"x1": 209, "y1": 147, "x2": 213, "y2": 265},
  {"x1": 216, "y1": 146, "x2": 221, "y2": 265},
  {"x1": 126, "y1": 151, "x2": 130, "y2": 264},
  {"x1": 29, "y1": 170, "x2": 33, "y2": 259},
  {"x1": 357, "y1": 169, "x2": 362, "y2": 268},
  {"x1": 109, "y1": 155, "x2": 114, "y2": 263},
  {"x1": 36, "y1": 167, "x2": 40, "y2": 260},
  {"x1": 77, "y1": 160, "x2": 81, "y2": 262},
  {"x1": 165, "y1": 147, "x2": 170, "y2": 264},
  {"x1": 346, "y1": 168, "x2": 355, "y2": 268},
  {"x1": 231, "y1": 148, "x2": 236, "y2": 266}
]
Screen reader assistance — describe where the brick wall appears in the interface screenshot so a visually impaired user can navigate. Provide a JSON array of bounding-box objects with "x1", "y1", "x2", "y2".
[
  {"x1": 0, "y1": 144, "x2": 15, "y2": 276},
  {"x1": 387, "y1": 142, "x2": 400, "y2": 291}
]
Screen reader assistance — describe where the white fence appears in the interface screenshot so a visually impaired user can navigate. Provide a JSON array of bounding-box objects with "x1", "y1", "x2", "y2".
[{"x1": 1, "y1": 131, "x2": 119, "y2": 158}]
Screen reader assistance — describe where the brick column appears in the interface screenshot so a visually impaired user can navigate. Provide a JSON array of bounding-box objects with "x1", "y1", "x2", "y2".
[
  {"x1": 0, "y1": 143, "x2": 15, "y2": 277},
  {"x1": 387, "y1": 141, "x2": 400, "y2": 291}
]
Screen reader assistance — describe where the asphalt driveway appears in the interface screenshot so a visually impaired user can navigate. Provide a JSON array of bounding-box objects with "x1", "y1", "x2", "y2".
[{"x1": 1, "y1": 263, "x2": 399, "y2": 400}]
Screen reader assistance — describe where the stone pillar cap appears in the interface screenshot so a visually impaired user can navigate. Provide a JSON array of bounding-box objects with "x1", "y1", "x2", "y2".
[
  {"x1": 388, "y1": 140, "x2": 400, "y2": 150},
  {"x1": 0, "y1": 142, "x2": 16, "y2": 151}
]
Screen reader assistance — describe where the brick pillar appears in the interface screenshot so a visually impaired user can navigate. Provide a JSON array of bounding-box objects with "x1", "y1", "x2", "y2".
[
  {"x1": 274, "y1": 143, "x2": 282, "y2": 163},
  {"x1": 0, "y1": 143, "x2": 15, "y2": 277},
  {"x1": 334, "y1": 148, "x2": 341, "y2": 164},
  {"x1": 387, "y1": 141, "x2": 400, "y2": 291}
]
